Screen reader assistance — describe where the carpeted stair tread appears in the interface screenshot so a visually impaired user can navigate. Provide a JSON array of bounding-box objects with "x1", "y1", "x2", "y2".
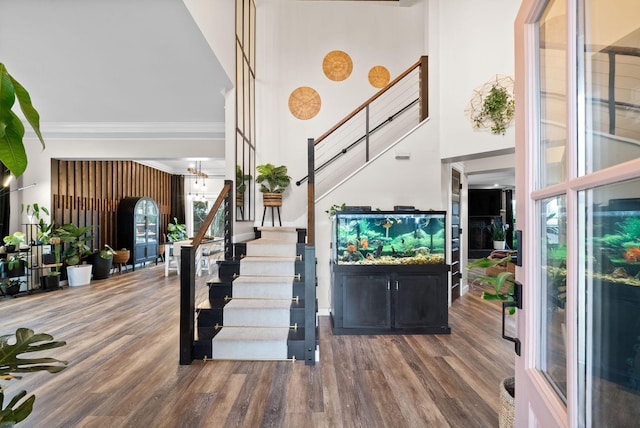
[
  {"x1": 239, "y1": 257, "x2": 296, "y2": 276},
  {"x1": 232, "y1": 276, "x2": 294, "y2": 299},
  {"x1": 223, "y1": 299, "x2": 292, "y2": 326},
  {"x1": 246, "y1": 239, "x2": 297, "y2": 257},
  {"x1": 211, "y1": 327, "x2": 289, "y2": 360}
]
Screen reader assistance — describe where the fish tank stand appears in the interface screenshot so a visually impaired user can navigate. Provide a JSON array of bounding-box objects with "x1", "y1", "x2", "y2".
[{"x1": 329, "y1": 209, "x2": 450, "y2": 335}]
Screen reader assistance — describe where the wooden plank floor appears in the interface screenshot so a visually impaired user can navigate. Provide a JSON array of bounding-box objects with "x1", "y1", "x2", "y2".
[{"x1": 0, "y1": 265, "x2": 513, "y2": 427}]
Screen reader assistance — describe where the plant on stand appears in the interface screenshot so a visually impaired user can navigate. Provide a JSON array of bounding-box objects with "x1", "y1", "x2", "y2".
[
  {"x1": 236, "y1": 165, "x2": 252, "y2": 220},
  {"x1": 255, "y1": 163, "x2": 291, "y2": 226},
  {"x1": 2, "y1": 231, "x2": 25, "y2": 253}
]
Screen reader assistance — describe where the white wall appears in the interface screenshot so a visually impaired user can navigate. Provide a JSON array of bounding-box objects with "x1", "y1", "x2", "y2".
[
  {"x1": 257, "y1": 0, "x2": 428, "y2": 224},
  {"x1": 436, "y1": 0, "x2": 520, "y2": 160}
]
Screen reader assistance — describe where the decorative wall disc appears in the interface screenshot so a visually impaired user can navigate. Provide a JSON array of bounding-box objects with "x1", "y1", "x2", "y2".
[
  {"x1": 322, "y1": 50, "x2": 353, "y2": 81},
  {"x1": 288, "y1": 86, "x2": 321, "y2": 120},
  {"x1": 368, "y1": 65, "x2": 390, "y2": 88}
]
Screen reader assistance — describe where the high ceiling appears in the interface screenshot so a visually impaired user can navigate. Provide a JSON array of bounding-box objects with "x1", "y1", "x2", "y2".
[{"x1": 0, "y1": 0, "x2": 231, "y2": 178}]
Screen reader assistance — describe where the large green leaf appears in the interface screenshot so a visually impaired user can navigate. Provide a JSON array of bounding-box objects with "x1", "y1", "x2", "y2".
[
  {"x1": 0, "y1": 328, "x2": 66, "y2": 426},
  {"x1": 0, "y1": 63, "x2": 45, "y2": 177},
  {"x1": 0, "y1": 328, "x2": 67, "y2": 376}
]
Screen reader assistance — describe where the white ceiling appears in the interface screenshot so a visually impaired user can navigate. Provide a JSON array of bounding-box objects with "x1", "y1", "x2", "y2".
[{"x1": 0, "y1": 0, "x2": 231, "y2": 178}]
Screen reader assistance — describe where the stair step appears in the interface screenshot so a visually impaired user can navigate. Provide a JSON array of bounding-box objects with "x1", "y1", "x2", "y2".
[
  {"x1": 246, "y1": 239, "x2": 297, "y2": 257},
  {"x1": 232, "y1": 276, "x2": 293, "y2": 299},
  {"x1": 257, "y1": 226, "x2": 299, "y2": 243},
  {"x1": 239, "y1": 256, "x2": 296, "y2": 276},
  {"x1": 211, "y1": 327, "x2": 289, "y2": 360},
  {"x1": 223, "y1": 299, "x2": 291, "y2": 326}
]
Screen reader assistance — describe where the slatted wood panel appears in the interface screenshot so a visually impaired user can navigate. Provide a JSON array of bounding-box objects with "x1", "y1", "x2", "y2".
[{"x1": 51, "y1": 160, "x2": 175, "y2": 250}]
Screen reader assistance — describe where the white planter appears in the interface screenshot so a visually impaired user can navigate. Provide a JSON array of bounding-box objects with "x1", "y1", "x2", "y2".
[
  {"x1": 493, "y1": 240, "x2": 506, "y2": 250},
  {"x1": 66, "y1": 264, "x2": 92, "y2": 287}
]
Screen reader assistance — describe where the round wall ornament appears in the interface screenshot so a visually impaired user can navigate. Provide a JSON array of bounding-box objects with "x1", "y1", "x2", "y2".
[
  {"x1": 322, "y1": 50, "x2": 353, "y2": 81},
  {"x1": 465, "y1": 75, "x2": 515, "y2": 135},
  {"x1": 368, "y1": 65, "x2": 390, "y2": 88},
  {"x1": 288, "y1": 86, "x2": 321, "y2": 120}
]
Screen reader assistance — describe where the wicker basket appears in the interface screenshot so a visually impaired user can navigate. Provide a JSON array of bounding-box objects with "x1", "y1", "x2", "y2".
[
  {"x1": 262, "y1": 192, "x2": 282, "y2": 207},
  {"x1": 499, "y1": 376, "x2": 515, "y2": 428}
]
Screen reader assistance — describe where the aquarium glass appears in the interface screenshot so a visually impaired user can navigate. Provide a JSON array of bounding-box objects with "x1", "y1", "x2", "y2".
[
  {"x1": 581, "y1": 0, "x2": 640, "y2": 175},
  {"x1": 580, "y1": 179, "x2": 640, "y2": 427},
  {"x1": 537, "y1": 0, "x2": 567, "y2": 188},
  {"x1": 539, "y1": 195, "x2": 567, "y2": 401},
  {"x1": 333, "y1": 211, "x2": 446, "y2": 265}
]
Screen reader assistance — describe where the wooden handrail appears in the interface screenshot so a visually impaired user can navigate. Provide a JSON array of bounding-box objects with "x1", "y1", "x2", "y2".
[
  {"x1": 191, "y1": 181, "x2": 232, "y2": 249},
  {"x1": 315, "y1": 57, "x2": 424, "y2": 145}
]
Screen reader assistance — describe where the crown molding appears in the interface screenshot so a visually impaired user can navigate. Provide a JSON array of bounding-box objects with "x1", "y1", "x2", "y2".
[{"x1": 27, "y1": 122, "x2": 225, "y2": 140}]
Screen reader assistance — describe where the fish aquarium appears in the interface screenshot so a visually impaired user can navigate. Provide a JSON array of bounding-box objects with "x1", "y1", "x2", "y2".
[{"x1": 332, "y1": 210, "x2": 447, "y2": 265}]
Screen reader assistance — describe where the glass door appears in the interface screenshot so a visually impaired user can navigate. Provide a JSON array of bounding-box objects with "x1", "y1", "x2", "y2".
[{"x1": 515, "y1": 0, "x2": 640, "y2": 425}]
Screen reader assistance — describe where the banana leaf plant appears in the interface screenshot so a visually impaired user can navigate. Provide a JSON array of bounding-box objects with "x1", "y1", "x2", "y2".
[
  {"x1": 0, "y1": 63, "x2": 46, "y2": 177},
  {"x1": 0, "y1": 328, "x2": 67, "y2": 425},
  {"x1": 466, "y1": 256, "x2": 516, "y2": 314}
]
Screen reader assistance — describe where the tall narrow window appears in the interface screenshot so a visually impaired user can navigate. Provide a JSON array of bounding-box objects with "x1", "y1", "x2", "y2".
[{"x1": 235, "y1": 0, "x2": 256, "y2": 221}]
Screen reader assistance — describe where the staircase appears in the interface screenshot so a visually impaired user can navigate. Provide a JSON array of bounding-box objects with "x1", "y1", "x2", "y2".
[{"x1": 194, "y1": 227, "x2": 311, "y2": 361}]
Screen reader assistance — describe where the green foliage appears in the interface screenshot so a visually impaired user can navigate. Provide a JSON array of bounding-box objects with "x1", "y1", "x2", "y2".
[
  {"x1": 98, "y1": 244, "x2": 116, "y2": 260},
  {"x1": 235, "y1": 165, "x2": 252, "y2": 194},
  {"x1": 2, "y1": 232, "x2": 24, "y2": 247},
  {"x1": 167, "y1": 217, "x2": 188, "y2": 242},
  {"x1": 255, "y1": 163, "x2": 291, "y2": 194},
  {"x1": 0, "y1": 328, "x2": 67, "y2": 425},
  {"x1": 325, "y1": 203, "x2": 346, "y2": 218},
  {"x1": 487, "y1": 217, "x2": 506, "y2": 241},
  {"x1": 0, "y1": 63, "x2": 46, "y2": 177},
  {"x1": 55, "y1": 224, "x2": 93, "y2": 266},
  {"x1": 467, "y1": 256, "x2": 516, "y2": 313},
  {"x1": 2, "y1": 254, "x2": 27, "y2": 272},
  {"x1": 473, "y1": 84, "x2": 515, "y2": 135}
]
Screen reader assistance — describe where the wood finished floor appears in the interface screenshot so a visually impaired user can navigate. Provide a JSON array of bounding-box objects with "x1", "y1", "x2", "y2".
[{"x1": 0, "y1": 264, "x2": 513, "y2": 428}]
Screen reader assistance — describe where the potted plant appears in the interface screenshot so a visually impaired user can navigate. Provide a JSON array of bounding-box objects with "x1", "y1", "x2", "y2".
[
  {"x1": 255, "y1": 163, "x2": 291, "y2": 208},
  {"x1": 55, "y1": 224, "x2": 93, "y2": 287},
  {"x1": 0, "y1": 63, "x2": 46, "y2": 177},
  {"x1": 166, "y1": 217, "x2": 188, "y2": 242},
  {"x1": 487, "y1": 216, "x2": 507, "y2": 249},
  {"x1": 1, "y1": 278, "x2": 25, "y2": 296},
  {"x1": 471, "y1": 83, "x2": 515, "y2": 135},
  {"x1": 467, "y1": 255, "x2": 516, "y2": 427},
  {"x1": 1, "y1": 253, "x2": 28, "y2": 278},
  {"x1": 87, "y1": 245, "x2": 115, "y2": 280},
  {"x1": 3, "y1": 231, "x2": 26, "y2": 253},
  {"x1": 236, "y1": 165, "x2": 252, "y2": 205}
]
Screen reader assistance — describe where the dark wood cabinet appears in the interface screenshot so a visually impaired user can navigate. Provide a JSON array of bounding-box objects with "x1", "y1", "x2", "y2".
[
  {"x1": 117, "y1": 197, "x2": 159, "y2": 270},
  {"x1": 331, "y1": 263, "x2": 451, "y2": 335}
]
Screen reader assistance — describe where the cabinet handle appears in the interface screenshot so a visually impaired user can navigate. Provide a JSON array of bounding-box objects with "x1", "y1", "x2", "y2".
[
  {"x1": 387, "y1": 280, "x2": 390, "y2": 290},
  {"x1": 396, "y1": 281, "x2": 399, "y2": 290}
]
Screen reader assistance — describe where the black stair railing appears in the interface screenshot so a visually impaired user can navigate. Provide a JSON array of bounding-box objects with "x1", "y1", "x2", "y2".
[
  {"x1": 304, "y1": 138, "x2": 317, "y2": 365},
  {"x1": 296, "y1": 56, "x2": 428, "y2": 195},
  {"x1": 180, "y1": 180, "x2": 233, "y2": 365}
]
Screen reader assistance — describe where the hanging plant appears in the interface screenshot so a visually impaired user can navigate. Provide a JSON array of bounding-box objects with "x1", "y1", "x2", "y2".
[{"x1": 466, "y1": 75, "x2": 515, "y2": 135}]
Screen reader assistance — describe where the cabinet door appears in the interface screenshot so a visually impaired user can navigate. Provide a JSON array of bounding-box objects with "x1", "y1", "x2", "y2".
[
  {"x1": 394, "y1": 274, "x2": 445, "y2": 328},
  {"x1": 342, "y1": 274, "x2": 390, "y2": 329}
]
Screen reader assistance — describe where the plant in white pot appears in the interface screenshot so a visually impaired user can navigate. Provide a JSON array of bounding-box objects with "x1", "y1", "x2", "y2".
[
  {"x1": 487, "y1": 216, "x2": 508, "y2": 250},
  {"x1": 56, "y1": 223, "x2": 93, "y2": 286}
]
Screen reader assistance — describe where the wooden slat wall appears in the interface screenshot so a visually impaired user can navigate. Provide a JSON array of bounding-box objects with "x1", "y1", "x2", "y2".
[{"x1": 51, "y1": 160, "x2": 175, "y2": 250}]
